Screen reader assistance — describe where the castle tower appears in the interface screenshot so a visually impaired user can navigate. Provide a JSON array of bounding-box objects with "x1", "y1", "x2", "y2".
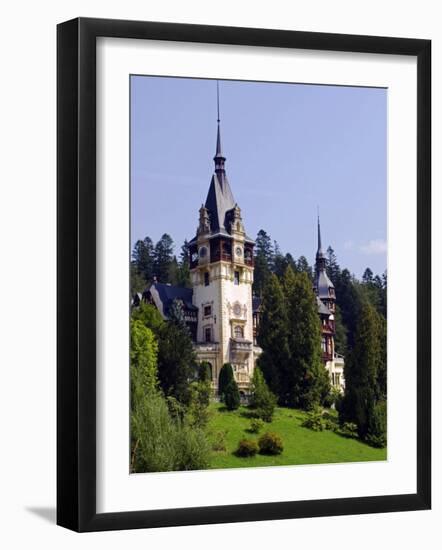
[
  {"x1": 313, "y1": 216, "x2": 345, "y2": 389},
  {"x1": 188, "y1": 86, "x2": 256, "y2": 393}
]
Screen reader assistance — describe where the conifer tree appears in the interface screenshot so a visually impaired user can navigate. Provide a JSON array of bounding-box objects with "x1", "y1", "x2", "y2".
[
  {"x1": 283, "y1": 267, "x2": 329, "y2": 409},
  {"x1": 326, "y1": 246, "x2": 341, "y2": 286},
  {"x1": 224, "y1": 379, "x2": 240, "y2": 410},
  {"x1": 340, "y1": 302, "x2": 386, "y2": 442},
  {"x1": 250, "y1": 366, "x2": 277, "y2": 422},
  {"x1": 253, "y1": 229, "x2": 274, "y2": 295},
  {"x1": 157, "y1": 299, "x2": 196, "y2": 405},
  {"x1": 296, "y1": 255, "x2": 313, "y2": 281},
  {"x1": 177, "y1": 239, "x2": 191, "y2": 287},
  {"x1": 153, "y1": 233, "x2": 174, "y2": 283},
  {"x1": 132, "y1": 236, "x2": 155, "y2": 282},
  {"x1": 218, "y1": 363, "x2": 234, "y2": 398},
  {"x1": 257, "y1": 274, "x2": 290, "y2": 400}
]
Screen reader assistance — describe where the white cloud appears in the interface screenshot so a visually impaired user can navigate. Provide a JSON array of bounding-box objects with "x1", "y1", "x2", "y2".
[
  {"x1": 343, "y1": 240, "x2": 354, "y2": 250},
  {"x1": 359, "y1": 239, "x2": 387, "y2": 255}
]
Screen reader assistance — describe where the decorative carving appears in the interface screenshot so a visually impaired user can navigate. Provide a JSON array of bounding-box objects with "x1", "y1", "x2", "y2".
[{"x1": 197, "y1": 204, "x2": 210, "y2": 234}]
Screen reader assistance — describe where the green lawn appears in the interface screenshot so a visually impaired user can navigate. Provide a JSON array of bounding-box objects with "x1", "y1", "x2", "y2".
[{"x1": 207, "y1": 402, "x2": 387, "y2": 469}]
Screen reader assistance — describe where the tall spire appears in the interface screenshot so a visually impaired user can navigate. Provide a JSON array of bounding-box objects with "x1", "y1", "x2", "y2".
[
  {"x1": 316, "y1": 212, "x2": 326, "y2": 271},
  {"x1": 317, "y1": 212, "x2": 323, "y2": 256},
  {"x1": 214, "y1": 80, "x2": 226, "y2": 176}
]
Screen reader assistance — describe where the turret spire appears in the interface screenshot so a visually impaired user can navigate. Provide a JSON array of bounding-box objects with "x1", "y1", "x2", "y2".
[
  {"x1": 214, "y1": 81, "x2": 226, "y2": 176},
  {"x1": 316, "y1": 212, "x2": 327, "y2": 271},
  {"x1": 317, "y1": 212, "x2": 323, "y2": 257}
]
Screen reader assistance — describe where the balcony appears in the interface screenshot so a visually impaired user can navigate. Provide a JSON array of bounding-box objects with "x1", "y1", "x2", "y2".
[
  {"x1": 195, "y1": 342, "x2": 220, "y2": 354},
  {"x1": 230, "y1": 338, "x2": 253, "y2": 362}
]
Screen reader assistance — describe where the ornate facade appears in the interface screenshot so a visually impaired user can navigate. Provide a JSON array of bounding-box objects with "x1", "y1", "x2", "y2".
[
  {"x1": 186, "y1": 115, "x2": 260, "y2": 394},
  {"x1": 139, "y1": 107, "x2": 344, "y2": 394}
]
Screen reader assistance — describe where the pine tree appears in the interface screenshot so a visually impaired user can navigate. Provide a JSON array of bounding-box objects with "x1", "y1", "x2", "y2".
[
  {"x1": 257, "y1": 274, "x2": 290, "y2": 400},
  {"x1": 132, "y1": 236, "x2": 155, "y2": 281},
  {"x1": 296, "y1": 255, "x2": 313, "y2": 281},
  {"x1": 177, "y1": 239, "x2": 191, "y2": 287},
  {"x1": 284, "y1": 253, "x2": 298, "y2": 273},
  {"x1": 333, "y1": 304, "x2": 348, "y2": 356},
  {"x1": 283, "y1": 267, "x2": 330, "y2": 409},
  {"x1": 340, "y1": 302, "x2": 385, "y2": 441},
  {"x1": 334, "y1": 268, "x2": 362, "y2": 351},
  {"x1": 362, "y1": 267, "x2": 374, "y2": 284},
  {"x1": 250, "y1": 367, "x2": 277, "y2": 422},
  {"x1": 326, "y1": 246, "x2": 341, "y2": 286},
  {"x1": 253, "y1": 229, "x2": 274, "y2": 295},
  {"x1": 273, "y1": 241, "x2": 289, "y2": 278},
  {"x1": 154, "y1": 233, "x2": 174, "y2": 283},
  {"x1": 157, "y1": 299, "x2": 196, "y2": 405}
]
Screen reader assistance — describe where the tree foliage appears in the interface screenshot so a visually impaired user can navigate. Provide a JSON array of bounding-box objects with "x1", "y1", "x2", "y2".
[
  {"x1": 218, "y1": 363, "x2": 234, "y2": 398},
  {"x1": 224, "y1": 379, "x2": 241, "y2": 410},
  {"x1": 157, "y1": 299, "x2": 197, "y2": 405},
  {"x1": 340, "y1": 302, "x2": 387, "y2": 445},
  {"x1": 283, "y1": 268, "x2": 330, "y2": 409},
  {"x1": 153, "y1": 233, "x2": 175, "y2": 283},
  {"x1": 250, "y1": 367, "x2": 277, "y2": 422},
  {"x1": 257, "y1": 274, "x2": 289, "y2": 399}
]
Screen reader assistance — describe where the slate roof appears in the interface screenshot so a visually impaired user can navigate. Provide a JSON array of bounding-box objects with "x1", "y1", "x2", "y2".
[
  {"x1": 315, "y1": 269, "x2": 335, "y2": 299},
  {"x1": 147, "y1": 283, "x2": 197, "y2": 319},
  {"x1": 204, "y1": 172, "x2": 236, "y2": 233},
  {"x1": 316, "y1": 296, "x2": 331, "y2": 316}
]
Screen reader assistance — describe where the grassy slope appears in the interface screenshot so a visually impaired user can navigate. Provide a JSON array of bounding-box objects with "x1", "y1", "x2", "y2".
[{"x1": 207, "y1": 402, "x2": 386, "y2": 469}]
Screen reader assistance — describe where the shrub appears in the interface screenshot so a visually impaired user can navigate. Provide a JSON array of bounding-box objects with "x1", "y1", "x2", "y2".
[
  {"x1": 322, "y1": 410, "x2": 339, "y2": 431},
  {"x1": 218, "y1": 363, "x2": 234, "y2": 398},
  {"x1": 249, "y1": 418, "x2": 264, "y2": 434},
  {"x1": 258, "y1": 432, "x2": 283, "y2": 455},
  {"x1": 323, "y1": 387, "x2": 342, "y2": 409},
  {"x1": 236, "y1": 438, "x2": 259, "y2": 457},
  {"x1": 212, "y1": 430, "x2": 228, "y2": 452},
  {"x1": 175, "y1": 425, "x2": 211, "y2": 470},
  {"x1": 302, "y1": 409, "x2": 326, "y2": 432},
  {"x1": 250, "y1": 367, "x2": 277, "y2": 422},
  {"x1": 337, "y1": 422, "x2": 358, "y2": 439},
  {"x1": 131, "y1": 392, "x2": 178, "y2": 473},
  {"x1": 198, "y1": 361, "x2": 212, "y2": 382},
  {"x1": 186, "y1": 379, "x2": 212, "y2": 428},
  {"x1": 224, "y1": 379, "x2": 240, "y2": 410},
  {"x1": 131, "y1": 391, "x2": 211, "y2": 473}
]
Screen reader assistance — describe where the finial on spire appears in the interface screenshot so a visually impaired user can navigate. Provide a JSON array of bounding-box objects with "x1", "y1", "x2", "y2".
[
  {"x1": 317, "y1": 209, "x2": 324, "y2": 260},
  {"x1": 217, "y1": 80, "x2": 220, "y2": 123},
  {"x1": 214, "y1": 80, "x2": 226, "y2": 175}
]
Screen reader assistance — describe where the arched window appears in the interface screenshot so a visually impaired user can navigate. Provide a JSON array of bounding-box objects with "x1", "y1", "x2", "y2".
[{"x1": 234, "y1": 325, "x2": 244, "y2": 339}]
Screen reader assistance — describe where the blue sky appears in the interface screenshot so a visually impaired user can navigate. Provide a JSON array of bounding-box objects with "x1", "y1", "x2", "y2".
[{"x1": 131, "y1": 76, "x2": 387, "y2": 278}]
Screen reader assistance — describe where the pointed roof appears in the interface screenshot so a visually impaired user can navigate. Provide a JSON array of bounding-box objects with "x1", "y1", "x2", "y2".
[
  {"x1": 204, "y1": 172, "x2": 236, "y2": 232},
  {"x1": 315, "y1": 214, "x2": 334, "y2": 297},
  {"x1": 316, "y1": 215, "x2": 325, "y2": 260}
]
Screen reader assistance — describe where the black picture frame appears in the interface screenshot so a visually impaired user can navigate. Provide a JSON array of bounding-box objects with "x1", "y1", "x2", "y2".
[{"x1": 57, "y1": 17, "x2": 431, "y2": 532}]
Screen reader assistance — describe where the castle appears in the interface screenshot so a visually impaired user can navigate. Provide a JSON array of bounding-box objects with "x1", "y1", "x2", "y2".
[{"x1": 140, "y1": 109, "x2": 345, "y2": 396}]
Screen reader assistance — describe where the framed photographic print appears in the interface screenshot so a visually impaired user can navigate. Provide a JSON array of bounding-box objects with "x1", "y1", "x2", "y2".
[{"x1": 57, "y1": 17, "x2": 431, "y2": 532}]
